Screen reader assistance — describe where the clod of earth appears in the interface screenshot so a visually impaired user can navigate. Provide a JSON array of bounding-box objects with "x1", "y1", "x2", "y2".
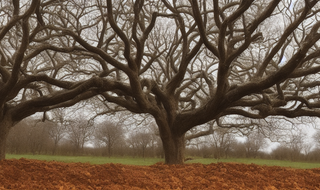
[{"x1": 0, "y1": 158, "x2": 320, "y2": 189}]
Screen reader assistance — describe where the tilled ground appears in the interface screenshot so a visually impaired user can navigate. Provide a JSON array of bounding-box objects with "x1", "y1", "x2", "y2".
[{"x1": 0, "y1": 158, "x2": 320, "y2": 189}]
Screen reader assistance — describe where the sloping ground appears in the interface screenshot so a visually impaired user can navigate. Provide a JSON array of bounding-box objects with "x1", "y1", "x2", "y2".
[{"x1": 0, "y1": 158, "x2": 320, "y2": 189}]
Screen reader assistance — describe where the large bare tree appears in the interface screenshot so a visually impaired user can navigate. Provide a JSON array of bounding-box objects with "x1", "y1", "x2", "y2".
[
  {"x1": 2, "y1": 0, "x2": 320, "y2": 164},
  {"x1": 0, "y1": 0, "x2": 113, "y2": 159}
]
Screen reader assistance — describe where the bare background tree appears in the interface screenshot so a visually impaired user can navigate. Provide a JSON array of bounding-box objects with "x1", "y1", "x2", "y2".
[
  {"x1": 210, "y1": 128, "x2": 236, "y2": 159},
  {"x1": 47, "y1": 108, "x2": 68, "y2": 154},
  {"x1": 130, "y1": 131, "x2": 153, "y2": 159},
  {"x1": 244, "y1": 131, "x2": 267, "y2": 158},
  {"x1": 67, "y1": 115, "x2": 95, "y2": 155},
  {"x1": 282, "y1": 129, "x2": 308, "y2": 161},
  {"x1": 94, "y1": 120, "x2": 124, "y2": 157}
]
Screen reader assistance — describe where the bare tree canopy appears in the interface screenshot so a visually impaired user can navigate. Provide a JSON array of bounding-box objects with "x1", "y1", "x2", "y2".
[
  {"x1": 1, "y1": 0, "x2": 320, "y2": 164},
  {"x1": 0, "y1": 1, "x2": 113, "y2": 159}
]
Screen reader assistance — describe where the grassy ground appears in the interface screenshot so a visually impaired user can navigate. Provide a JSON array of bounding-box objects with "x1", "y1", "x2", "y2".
[
  {"x1": 6, "y1": 154, "x2": 163, "y2": 166},
  {"x1": 5, "y1": 154, "x2": 320, "y2": 169}
]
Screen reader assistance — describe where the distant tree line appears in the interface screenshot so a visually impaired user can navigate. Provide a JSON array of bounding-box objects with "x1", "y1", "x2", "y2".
[
  {"x1": 186, "y1": 126, "x2": 320, "y2": 162},
  {"x1": 6, "y1": 116, "x2": 320, "y2": 162},
  {"x1": 6, "y1": 116, "x2": 164, "y2": 158}
]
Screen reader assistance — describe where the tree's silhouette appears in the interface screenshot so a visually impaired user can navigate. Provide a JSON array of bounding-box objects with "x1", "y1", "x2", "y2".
[
  {"x1": 210, "y1": 128, "x2": 235, "y2": 159},
  {"x1": 67, "y1": 116, "x2": 95, "y2": 155},
  {"x1": 94, "y1": 121, "x2": 124, "y2": 157},
  {"x1": 244, "y1": 131, "x2": 267, "y2": 158},
  {"x1": 47, "y1": 109, "x2": 68, "y2": 155},
  {"x1": 1, "y1": 0, "x2": 320, "y2": 164}
]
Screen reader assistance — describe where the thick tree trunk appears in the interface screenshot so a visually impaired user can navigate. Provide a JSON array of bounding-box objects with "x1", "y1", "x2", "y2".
[
  {"x1": 161, "y1": 134, "x2": 185, "y2": 164},
  {"x1": 155, "y1": 115, "x2": 186, "y2": 164}
]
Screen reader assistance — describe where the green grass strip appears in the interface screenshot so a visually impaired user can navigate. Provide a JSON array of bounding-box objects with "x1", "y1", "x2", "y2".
[
  {"x1": 6, "y1": 154, "x2": 320, "y2": 169},
  {"x1": 6, "y1": 154, "x2": 163, "y2": 165}
]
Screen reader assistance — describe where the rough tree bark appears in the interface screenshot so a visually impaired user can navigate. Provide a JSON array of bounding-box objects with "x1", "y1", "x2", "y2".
[
  {"x1": 161, "y1": 134, "x2": 185, "y2": 164},
  {"x1": 154, "y1": 115, "x2": 186, "y2": 164}
]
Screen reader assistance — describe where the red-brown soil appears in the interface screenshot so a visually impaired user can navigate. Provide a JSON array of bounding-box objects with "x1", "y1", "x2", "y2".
[{"x1": 1, "y1": 158, "x2": 320, "y2": 189}]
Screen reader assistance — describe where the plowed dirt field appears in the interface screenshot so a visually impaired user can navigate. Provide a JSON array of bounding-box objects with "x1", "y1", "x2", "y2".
[{"x1": 0, "y1": 158, "x2": 320, "y2": 189}]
